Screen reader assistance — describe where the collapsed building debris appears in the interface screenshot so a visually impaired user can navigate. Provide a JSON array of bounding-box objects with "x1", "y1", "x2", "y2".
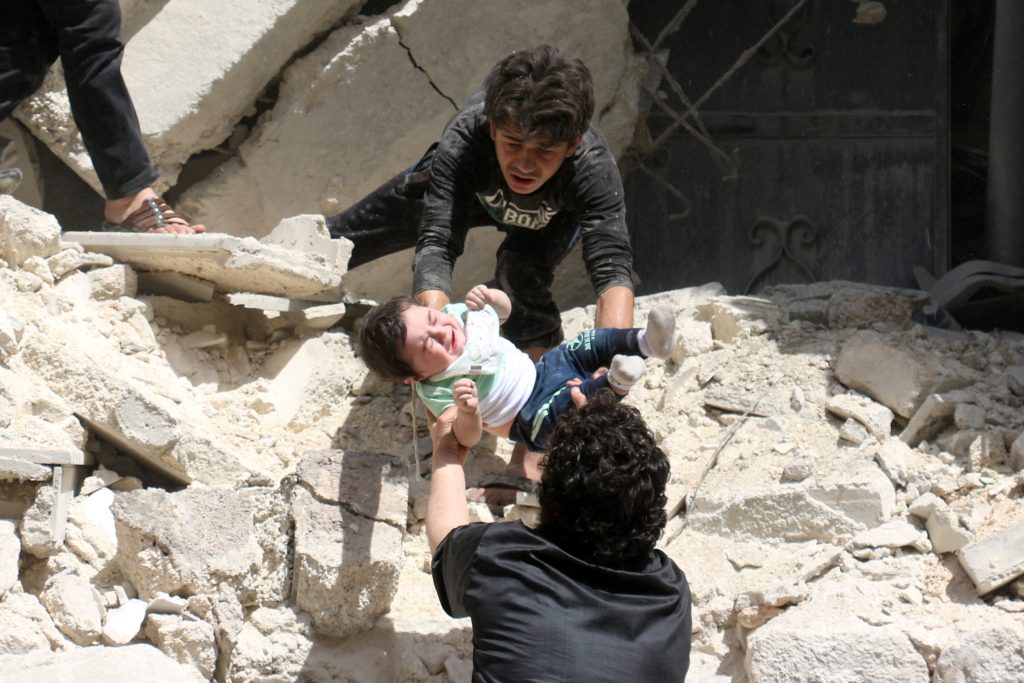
[{"x1": 1, "y1": 195, "x2": 1023, "y2": 681}]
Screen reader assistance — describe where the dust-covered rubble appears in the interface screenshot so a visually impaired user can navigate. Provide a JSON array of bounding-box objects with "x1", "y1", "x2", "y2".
[{"x1": 1, "y1": 197, "x2": 1023, "y2": 682}]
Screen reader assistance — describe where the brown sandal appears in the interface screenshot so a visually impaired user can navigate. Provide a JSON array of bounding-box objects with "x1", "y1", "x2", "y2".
[{"x1": 101, "y1": 197, "x2": 194, "y2": 233}]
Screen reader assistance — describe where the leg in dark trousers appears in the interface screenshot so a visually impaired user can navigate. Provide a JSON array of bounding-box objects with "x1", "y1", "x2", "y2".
[
  {"x1": 16, "y1": 0, "x2": 158, "y2": 199},
  {"x1": 493, "y1": 212, "x2": 581, "y2": 351}
]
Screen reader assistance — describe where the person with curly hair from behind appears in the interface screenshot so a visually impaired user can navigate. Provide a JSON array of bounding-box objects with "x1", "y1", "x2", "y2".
[{"x1": 427, "y1": 388, "x2": 692, "y2": 682}]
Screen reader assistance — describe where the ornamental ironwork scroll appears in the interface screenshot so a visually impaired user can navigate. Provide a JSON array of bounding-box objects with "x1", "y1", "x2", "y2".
[{"x1": 744, "y1": 216, "x2": 818, "y2": 293}]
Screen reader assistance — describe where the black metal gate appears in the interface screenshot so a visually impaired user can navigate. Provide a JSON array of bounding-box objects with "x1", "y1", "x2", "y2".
[{"x1": 625, "y1": 0, "x2": 949, "y2": 295}]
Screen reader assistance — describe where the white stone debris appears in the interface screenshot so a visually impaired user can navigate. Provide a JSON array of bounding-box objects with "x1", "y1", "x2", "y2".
[{"x1": 3, "y1": 27, "x2": 1024, "y2": 676}]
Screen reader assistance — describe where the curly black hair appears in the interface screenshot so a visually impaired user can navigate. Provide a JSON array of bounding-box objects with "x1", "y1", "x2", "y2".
[
  {"x1": 484, "y1": 45, "x2": 595, "y2": 145},
  {"x1": 539, "y1": 389, "x2": 670, "y2": 568},
  {"x1": 357, "y1": 295, "x2": 417, "y2": 381}
]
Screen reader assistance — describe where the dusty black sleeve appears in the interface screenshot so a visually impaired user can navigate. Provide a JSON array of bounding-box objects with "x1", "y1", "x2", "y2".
[
  {"x1": 413, "y1": 108, "x2": 488, "y2": 297},
  {"x1": 431, "y1": 522, "x2": 489, "y2": 618},
  {"x1": 569, "y1": 130, "x2": 635, "y2": 296}
]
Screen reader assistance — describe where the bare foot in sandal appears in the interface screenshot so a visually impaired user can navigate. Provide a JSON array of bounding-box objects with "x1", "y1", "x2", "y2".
[{"x1": 103, "y1": 188, "x2": 206, "y2": 234}]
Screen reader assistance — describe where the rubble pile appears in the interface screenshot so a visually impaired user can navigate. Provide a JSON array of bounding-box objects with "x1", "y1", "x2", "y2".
[{"x1": 1, "y1": 195, "x2": 1022, "y2": 682}]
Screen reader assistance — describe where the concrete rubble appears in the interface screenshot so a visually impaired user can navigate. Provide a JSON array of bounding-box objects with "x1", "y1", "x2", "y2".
[
  {"x1": 3, "y1": 3, "x2": 1024, "y2": 676},
  {"x1": 2, "y1": 196, "x2": 1023, "y2": 681}
]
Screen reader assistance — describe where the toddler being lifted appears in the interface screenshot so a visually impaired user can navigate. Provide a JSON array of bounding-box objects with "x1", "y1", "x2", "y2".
[{"x1": 358, "y1": 285, "x2": 675, "y2": 451}]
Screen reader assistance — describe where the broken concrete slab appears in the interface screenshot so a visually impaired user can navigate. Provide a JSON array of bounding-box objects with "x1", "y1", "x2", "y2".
[
  {"x1": 925, "y1": 508, "x2": 973, "y2": 554},
  {"x1": 0, "y1": 196, "x2": 62, "y2": 268},
  {"x1": 291, "y1": 450, "x2": 407, "y2": 638},
  {"x1": 697, "y1": 296, "x2": 784, "y2": 342},
  {"x1": 179, "y1": 0, "x2": 643, "y2": 238},
  {"x1": 0, "y1": 521, "x2": 19, "y2": 597},
  {"x1": 835, "y1": 331, "x2": 978, "y2": 418},
  {"x1": 0, "y1": 592, "x2": 68, "y2": 655},
  {"x1": 63, "y1": 232, "x2": 345, "y2": 299},
  {"x1": 746, "y1": 616, "x2": 929, "y2": 682},
  {"x1": 901, "y1": 393, "x2": 958, "y2": 446},
  {"x1": 850, "y1": 520, "x2": 931, "y2": 555},
  {"x1": 933, "y1": 626, "x2": 1024, "y2": 683},
  {"x1": 0, "y1": 643, "x2": 206, "y2": 683},
  {"x1": 145, "y1": 613, "x2": 217, "y2": 681},
  {"x1": 40, "y1": 572, "x2": 105, "y2": 645},
  {"x1": 826, "y1": 393, "x2": 894, "y2": 439},
  {"x1": 111, "y1": 487, "x2": 289, "y2": 604},
  {"x1": 0, "y1": 458, "x2": 50, "y2": 482},
  {"x1": 956, "y1": 522, "x2": 1024, "y2": 594},
  {"x1": 18, "y1": 334, "x2": 256, "y2": 485}
]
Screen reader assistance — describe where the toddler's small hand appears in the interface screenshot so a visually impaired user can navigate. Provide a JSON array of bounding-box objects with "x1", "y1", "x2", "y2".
[
  {"x1": 465, "y1": 284, "x2": 490, "y2": 310},
  {"x1": 453, "y1": 378, "x2": 479, "y2": 413}
]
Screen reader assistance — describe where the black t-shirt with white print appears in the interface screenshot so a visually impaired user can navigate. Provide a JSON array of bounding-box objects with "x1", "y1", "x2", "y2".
[{"x1": 412, "y1": 94, "x2": 635, "y2": 299}]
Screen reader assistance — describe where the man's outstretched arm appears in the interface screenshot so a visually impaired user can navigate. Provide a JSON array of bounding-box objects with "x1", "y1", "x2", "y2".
[
  {"x1": 595, "y1": 284, "x2": 635, "y2": 329},
  {"x1": 426, "y1": 407, "x2": 471, "y2": 554}
]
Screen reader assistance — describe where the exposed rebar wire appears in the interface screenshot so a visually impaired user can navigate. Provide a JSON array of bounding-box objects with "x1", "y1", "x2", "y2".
[
  {"x1": 663, "y1": 388, "x2": 771, "y2": 546},
  {"x1": 651, "y1": 0, "x2": 811, "y2": 149},
  {"x1": 651, "y1": 0, "x2": 703, "y2": 53}
]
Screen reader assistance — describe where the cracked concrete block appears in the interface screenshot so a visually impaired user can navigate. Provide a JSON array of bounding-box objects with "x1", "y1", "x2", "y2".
[
  {"x1": 291, "y1": 450, "x2": 407, "y2": 638},
  {"x1": 0, "y1": 312, "x2": 25, "y2": 359},
  {"x1": 825, "y1": 283, "x2": 927, "y2": 328},
  {"x1": 47, "y1": 245, "x2": 113, "y2": 280},
  {"x1": 40, "y1": 572, "x2": 106, "y2": 646},
  {"x1": 0, "y1": 643, "x2": 206, "y2": 683},
  {"x1": 20, "y1": 485, "x2": 59, "y2": 559},
  {"x1": 65, "y1": 231, "x2": 345, "y2": 299},
  {"x1": 102, "y1": 598, "x2": 148, "y2": 645},
  {"x1": 0, "y1": 521, "x2": 20, "y2": 597},
  {"x1": 901, "y1": 393, "x2": 957, "y2": 446},
  {"x1": 925, "y1": 508, "x2": 973, "y2": 554},
  {"x1": 835, "y1": 331, "x2": 977, "y2": 419},
  {"x1": 111, "y1": 487, "x2": 289, "y2": 604},
  {"x1": 88, "y1": 264, "x2": 138, "y2": 300},
  {"x1": 0, "y1": 196, "x2": 62, "y2": 268},
  {"x1": 934, "y1": 627, "x2": 1024, "y2": 683},
  {"x1": 14, "y1": 0, "x2": 358, "y2": 195},
  {"x1": 957, "y1": 522, "x2": 1024, "y2": 594},
  {"x1": 806, "y1": 451, "x2": 895, "y2": 529},
  {"x1": 1011, "y1": 431, "x2": 1024, "y2": 471},
  {"x1": 686, "y1": 488, "x2": 864, "y2": 543},
  {"x1": 873, "y1": 439, "x2": 927, "y2": 487},
  {"x1": 908, "y1": 492, "x2": 947, "y2": 520},
  {"x1": 0, "y1": 592, "x2": 68, "y2": 655},
  {"x1": 746, "y1": 617, "x2": 929, "y2": 682},
  {"x1": 296, "y1": 449, "x2": 407, "y2": 527},
  {"x1": 697, "y1": 296, "x2": 784, "y2": 343},
  {"x1": 65, "y1": 487, "x2": 118, "y2": 571},
  {"x1": 826, "y1": 393, "x2": 894, "y2": 439},
  {"x1": 0, "y1": 457, "x2": 50, "y2": 482},
  {"x1": 18, "y1": 334, "x2": 254, "y2": 485},
  {"x1": 850, "y1": 520, "x2": 931, "y2": 554},
  {"x1": 145, "y1": 613, "x2": 217, "y2": 681},
  {"x1": 181, "y1": 0, "x2": 643, "y2": 241}
]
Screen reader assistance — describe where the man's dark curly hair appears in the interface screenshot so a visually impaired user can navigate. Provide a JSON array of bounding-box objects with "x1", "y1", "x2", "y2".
[
  {"x1": 539, "y1": 389, "x2": 669, "y2": 568},
  {"x1": 357, "y1": 295, "x2": 417, "y2": 381},
  {"x1": 484, "y1": 45, "x2": 595, "y2": 145}
]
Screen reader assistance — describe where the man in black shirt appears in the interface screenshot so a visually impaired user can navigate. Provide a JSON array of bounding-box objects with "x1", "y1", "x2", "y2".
[
  {"x1": 427, "y1": 390, "x2": 692, "y2": 682},
  {"x1": 334, "y1": 45, "x2": 637, "y2": 495}
]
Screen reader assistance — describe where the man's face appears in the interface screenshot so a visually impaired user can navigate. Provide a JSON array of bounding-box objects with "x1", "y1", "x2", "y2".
[
  {"x1": 490, "y1": 122, "x2": 580, "y2": 195},
  {"x1": 398, "y1": 305, "x2": 466, "y2": 381}
]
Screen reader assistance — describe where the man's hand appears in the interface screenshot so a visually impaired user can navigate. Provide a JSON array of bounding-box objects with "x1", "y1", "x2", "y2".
[
  {"x1": 465, "y1": 284, "x2": 512, "y2": 322},
  {"x1": 453, "y1": 378, "x2": 479, "y2": 414},
  {"x1": 416, "y1": 289, "x2": 450, "y2": 311},
  {"x1": 426, "y1": 406, "x2": 470, "y2": 468}
]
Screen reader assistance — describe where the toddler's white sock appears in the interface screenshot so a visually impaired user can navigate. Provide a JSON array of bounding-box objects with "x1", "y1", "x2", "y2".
[
  {"x1": 607, "y1": 354, "x2": 646, "y2": 393},
  {"x1": 638, "y1": 306, "x2": 676, "y2": 359}
]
